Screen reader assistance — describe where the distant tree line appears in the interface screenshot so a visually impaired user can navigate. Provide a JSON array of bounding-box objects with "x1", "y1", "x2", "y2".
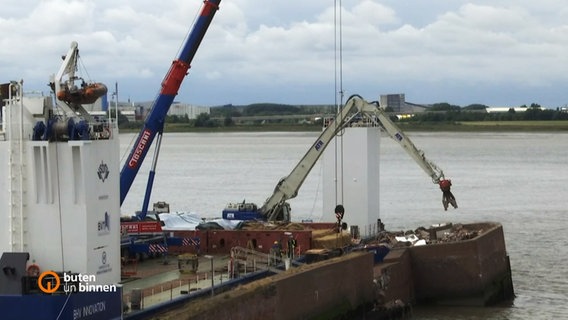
[
  {"x1": 402, "y1": 103, "x2": 568, "y2": 123},
  {"x1": 165, "y1": 113, "x2": 221, "y2": 127},
  {"x1": 117, "y1": 101, "x2": 567, "y2": 130},
  {"x1": 209, "y1": 103, "x2": 330, "y2": 118}
]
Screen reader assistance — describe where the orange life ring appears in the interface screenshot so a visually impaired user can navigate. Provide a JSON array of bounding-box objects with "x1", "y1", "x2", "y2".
[{"x1": 27, "y1": 264, "x2": 40, "y2": 277}]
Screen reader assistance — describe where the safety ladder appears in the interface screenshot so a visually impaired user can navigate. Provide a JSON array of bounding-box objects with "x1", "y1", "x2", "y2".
[{"x1": 7, "y1": 81, "x2": 27, "y2": 252}]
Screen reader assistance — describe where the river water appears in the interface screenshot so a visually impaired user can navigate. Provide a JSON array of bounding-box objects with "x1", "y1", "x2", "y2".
[{"x1": 119, "y1": 131, "x2": 568, "y2": 320}]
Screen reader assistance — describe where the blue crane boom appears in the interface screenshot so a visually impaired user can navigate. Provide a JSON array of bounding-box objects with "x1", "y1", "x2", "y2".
[{"x1": 120, "y1": 0, "x2": 221, "y2": 214}]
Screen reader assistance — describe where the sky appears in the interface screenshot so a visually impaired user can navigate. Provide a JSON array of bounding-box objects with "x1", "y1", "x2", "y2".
[{"x1": 2, "y1": 0, "x2": 568, "y2": 108}]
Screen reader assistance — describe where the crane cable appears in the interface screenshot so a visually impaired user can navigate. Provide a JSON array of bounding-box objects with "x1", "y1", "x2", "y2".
[{"x1": 333, "y1": 0, "x2": 345, "y2": 207}]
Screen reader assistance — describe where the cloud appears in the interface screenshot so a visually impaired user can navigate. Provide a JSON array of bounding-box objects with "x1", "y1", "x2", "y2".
[{"x1": 1, "y1": 0, "x2": 568, "y2": 107}]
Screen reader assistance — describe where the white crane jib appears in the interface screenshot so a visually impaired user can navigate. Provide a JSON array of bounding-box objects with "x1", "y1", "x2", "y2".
[{"x1": 50, "y1": 41, "x2": 94, "y2": 121}]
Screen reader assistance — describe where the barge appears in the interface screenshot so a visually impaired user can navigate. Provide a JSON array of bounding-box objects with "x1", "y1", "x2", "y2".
[{"x1": 124, "y1": 221, "x2": 514, "y2": 320}]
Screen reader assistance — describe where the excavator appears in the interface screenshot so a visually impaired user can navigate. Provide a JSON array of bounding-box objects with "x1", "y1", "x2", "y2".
[{"x1": 222, "y1": 94, "x2": 457, "y2": 222}]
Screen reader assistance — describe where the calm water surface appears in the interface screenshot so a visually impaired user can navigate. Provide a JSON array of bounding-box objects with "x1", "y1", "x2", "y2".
[{"x1": 120, "y1": 131, "x2": 568, "y2": 320}]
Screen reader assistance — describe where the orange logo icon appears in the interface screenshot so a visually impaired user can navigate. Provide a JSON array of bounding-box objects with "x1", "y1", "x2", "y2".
[{"x1": 38, "y1": 271, "x2": 60, "y2": 294}]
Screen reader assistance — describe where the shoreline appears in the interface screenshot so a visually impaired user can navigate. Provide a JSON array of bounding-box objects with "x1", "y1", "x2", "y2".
[{"x1": 119, "y1": 121, "x2": 568, "y2": 133}]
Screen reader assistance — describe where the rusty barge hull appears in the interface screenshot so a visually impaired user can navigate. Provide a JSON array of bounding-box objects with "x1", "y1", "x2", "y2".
[
  {"x1": 145, "y1": 221, "x2": 514, "y2": 319},
  {"x1": 376, "y1": 221, "x2": 514, "y2": 307},
  {"x1": 408, "y1": 222, "x2": 514, "y2": 306}
]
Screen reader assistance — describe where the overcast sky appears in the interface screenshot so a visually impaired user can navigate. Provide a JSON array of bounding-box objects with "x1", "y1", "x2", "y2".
[{"x1": 2, "y1": 0, "x2": 568, "y2": 108}]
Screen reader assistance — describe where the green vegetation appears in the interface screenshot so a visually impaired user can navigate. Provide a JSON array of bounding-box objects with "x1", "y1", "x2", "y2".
[
  {"x1": 398, "y1": 121, "x2": 568, "y2": 132},
  {"x1": 404, "y1": 103, "x2": 568, "y2": 123},
  {"x1": 397, "y1": 103, "x2": 568, "y2": 131},
  {"x1": 117, "y1": 102, "x2": 568, "y2": 132},
  {"x1": 210, "y1": 103, "x2": 330, "y2": 118}
]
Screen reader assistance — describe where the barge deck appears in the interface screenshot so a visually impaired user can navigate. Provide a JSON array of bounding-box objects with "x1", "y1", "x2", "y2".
[{"x1": 122, "y1": 221, "x2": 514, "y2": 319}]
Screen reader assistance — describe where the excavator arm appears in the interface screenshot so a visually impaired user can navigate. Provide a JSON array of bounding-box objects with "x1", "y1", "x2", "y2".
[
  {"x1": 359, "y1": 100, "x2": 445, "y2": 184},
  {"x1": 260, "y1": 95, "x2": 365, "y2": 221},
  {"x1": 260, "y1": 94, "x2": 446, "y2": 222}
]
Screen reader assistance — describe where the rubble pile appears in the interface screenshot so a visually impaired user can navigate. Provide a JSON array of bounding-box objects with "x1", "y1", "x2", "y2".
[
  {"x1": 366, "y1": 223, "x2": 487, "y2": 248},
  {"x1": 235, "y1": 221, "x2": 308, "y2": 231},
  {"x1": 433, "y1": 223, "x2": 482, "y2": 243}
]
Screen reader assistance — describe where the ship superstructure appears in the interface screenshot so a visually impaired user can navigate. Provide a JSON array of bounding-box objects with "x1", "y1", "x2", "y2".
[{"x1": 0, "y1": 75, "x2": 122, "y2": 318}]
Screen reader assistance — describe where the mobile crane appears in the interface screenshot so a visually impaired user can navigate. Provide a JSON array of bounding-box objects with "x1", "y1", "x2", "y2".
[
  {"x1": 222, "y1": 94, "x2": 454, "y2": 222},
  {"x1": 120, "y1": 0, "x2": 221, "y2": 217},
  {"x1": 118, "y1": 0, "x2": 221, "y2": 260}
]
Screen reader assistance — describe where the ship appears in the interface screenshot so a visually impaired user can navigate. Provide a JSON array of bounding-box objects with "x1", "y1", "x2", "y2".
[
  {"x1": 0, "y1": 2, "x2": 221, "y2": 319},
  {"x1": 0, "y1": 79, "x2": 122, "y2": 319}
]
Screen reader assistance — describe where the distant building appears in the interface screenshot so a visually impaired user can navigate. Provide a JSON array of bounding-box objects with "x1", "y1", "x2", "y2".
[
  {"x1": 168, "y1": 102, "x2": 210, "y2": 119},
  {"x1": 379, "y1": 94, "x2": 428, "y2": 114},
  {"x1": 121, "y1": 110, "x2": 136, "y2": 122},
  {"x1": 90, "y1": 98, "x2": 211, "y2": 122},
  {"x1": 110, "y1": 100, "x2": 137, "y2": 122},
  {"x1": 131, "y1": 101, "x2": 210, "y2": 120},
  {"x1": 380, "y1": 94, "x2": 405, "y2": 112}
]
